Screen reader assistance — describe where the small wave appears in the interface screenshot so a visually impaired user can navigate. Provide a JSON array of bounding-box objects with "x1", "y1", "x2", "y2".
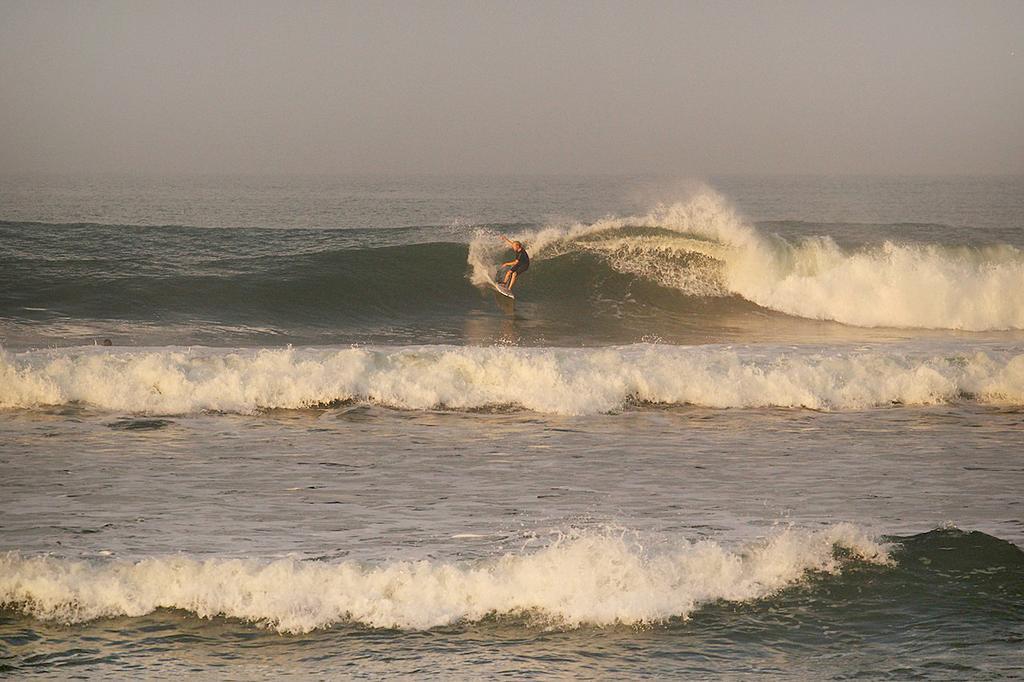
[
  {"x1": 469, "y1": 189, "x2": 1024, "y2": 330},
  {"x1": 0, "y1": 525, "x2": 888, "y2": 633},
  {"x1": 1, "y1": 343, "x2": 1023, "y2": 415}
]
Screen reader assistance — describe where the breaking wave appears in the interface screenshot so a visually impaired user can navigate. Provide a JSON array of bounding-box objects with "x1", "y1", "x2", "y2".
[
  {"x1": 0, "y1": 524, "x2": 888, "y2": 633},
  {"x1": 470, "y1": 190, "x2": 1024, "y2": 330},
  {"x1": 2, "y1": 343, "x2": 1023, "y2": 415}
]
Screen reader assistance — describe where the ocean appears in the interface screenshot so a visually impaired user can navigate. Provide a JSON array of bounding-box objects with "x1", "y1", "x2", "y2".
[{"x1": 1, "y1": 174, "x2": 1022, "y2": 678}]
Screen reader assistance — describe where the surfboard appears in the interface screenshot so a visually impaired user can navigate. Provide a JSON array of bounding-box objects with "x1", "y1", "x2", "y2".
[{"x1": 489, "y1": 280, "x2": 515, "y2": 299}]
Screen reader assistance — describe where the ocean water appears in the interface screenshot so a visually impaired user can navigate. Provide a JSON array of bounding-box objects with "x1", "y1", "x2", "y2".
[{"x1": 1, "y1": 175, "x2": 1022, "y2": 678}]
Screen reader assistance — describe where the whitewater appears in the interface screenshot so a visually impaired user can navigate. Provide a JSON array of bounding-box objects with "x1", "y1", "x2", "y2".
[
  {"x1": 3, "y1": 343, "x2": 1024, "y2": 415},
  {"x1": 2, "y1": 174, "x2": 1023, "y2": 679},
  {"x1": 469, "y1": 190, "x2": 1024, "y2": 331},
  {"x1": 0, "y1": 525, "x2": 889, "y2": 633}
]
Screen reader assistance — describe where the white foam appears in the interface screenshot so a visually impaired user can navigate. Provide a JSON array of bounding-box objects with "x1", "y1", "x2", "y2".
[
  {"x1": 0, "y1": 525, "x2": 889, "y2": 633},
  {"x1": 1, "y1": 343, "x2": 1022, "y2": 415},
  {"x1": 467, "y1": 189, "x2": 1024, "y2": 330}
]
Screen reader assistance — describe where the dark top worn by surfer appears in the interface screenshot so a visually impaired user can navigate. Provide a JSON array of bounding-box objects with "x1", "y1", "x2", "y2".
[{"x1": 500, "y1": 235, "x2": 529, "y2": 290}]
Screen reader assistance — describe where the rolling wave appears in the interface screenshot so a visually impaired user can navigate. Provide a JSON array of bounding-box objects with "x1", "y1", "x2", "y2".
[
  {"x1": 0, "y1": 239, "x2": 476, "y2": 323},
  {"x1": 473, "y1": 190, "x2": 1024, "y2": 331},
  {"x1": 3, "y1": 189, "x2": 1022, "y2": 338},
  {"x1": 0, "y1": 524, "x2": 889, "y2": 632},
  {"x1": 3, "y1": 527, "x2": 1020, "y2": 634},
  {"x1": 2, "y1": 343, "x2": 1022, "y2": 415}
]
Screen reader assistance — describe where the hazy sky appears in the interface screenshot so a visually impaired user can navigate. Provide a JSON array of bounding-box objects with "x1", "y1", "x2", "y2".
[{"x1": 1, "y1": 0, "x2": 1021, "y2": 175}]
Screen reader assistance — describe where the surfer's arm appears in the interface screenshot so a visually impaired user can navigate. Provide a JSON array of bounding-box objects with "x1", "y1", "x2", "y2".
[{"x1": 501, "y1": 235, "x2": 515, "y2": 246}]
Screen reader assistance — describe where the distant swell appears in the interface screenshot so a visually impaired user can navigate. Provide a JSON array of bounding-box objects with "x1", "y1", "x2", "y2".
[
  {"x1": 0, "y1": 525, "x2": 888, "y2": 632},
  {"x1": 2, "y1": 343, "x2": 1023, "y2": 415}
]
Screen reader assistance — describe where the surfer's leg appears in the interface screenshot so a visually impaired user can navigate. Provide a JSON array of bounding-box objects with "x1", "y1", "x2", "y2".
[{"x1": 508, "y1": 271, "x2": 518, "y2": 289}]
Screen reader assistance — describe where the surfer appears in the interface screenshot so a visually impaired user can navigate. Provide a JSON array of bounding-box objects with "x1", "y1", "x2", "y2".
[{"x1": 500, "y1": 235, "x2": 530, "y2": 290}]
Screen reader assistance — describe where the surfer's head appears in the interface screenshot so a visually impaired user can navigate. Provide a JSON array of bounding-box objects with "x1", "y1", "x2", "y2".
[{"x1": 513, "y1": 241, "x2": 522, "y2": 251}]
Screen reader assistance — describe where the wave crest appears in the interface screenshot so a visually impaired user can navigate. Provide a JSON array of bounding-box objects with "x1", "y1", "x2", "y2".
[
  {"x1": 0, "y1": 525, "x2": 888, "y2": 632},
  {"x1": 469, "y1": 189, "x2": 1024, "y2": 330},
  {"x1": 2, "y1": 344, "x2": 1023, "y2": 415}
]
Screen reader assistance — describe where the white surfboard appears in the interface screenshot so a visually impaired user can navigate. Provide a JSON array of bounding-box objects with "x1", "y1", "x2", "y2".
[{"x1": 489, "y1": 280, "x2": 515, "y2": 299}]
